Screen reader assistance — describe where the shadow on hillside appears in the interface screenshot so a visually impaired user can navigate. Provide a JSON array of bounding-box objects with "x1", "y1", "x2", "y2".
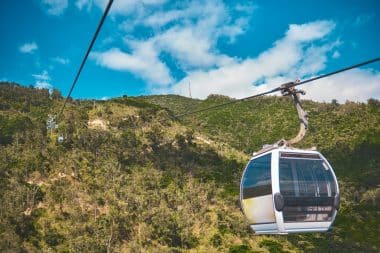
[
  {"x1": 325, "y1": 139, "x2": 380, "y2": 187},
  {"x1": 145, "y1": 140, "x2": 245, "y2": 198}
]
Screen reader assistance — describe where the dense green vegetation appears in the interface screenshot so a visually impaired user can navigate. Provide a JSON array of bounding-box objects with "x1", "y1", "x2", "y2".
[{"x1": 1, "y1": 82, "x2": 379, "y2": 252}]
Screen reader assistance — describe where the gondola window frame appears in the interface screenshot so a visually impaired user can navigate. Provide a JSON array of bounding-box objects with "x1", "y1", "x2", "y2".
[{"x1": 272, "y1": 149, "x2": 339, "y2": 226}]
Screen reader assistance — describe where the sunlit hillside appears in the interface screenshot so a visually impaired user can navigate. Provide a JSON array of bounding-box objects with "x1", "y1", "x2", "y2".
[{"x1": 1, "y1": 83, "x2": 379, "y2": 252}]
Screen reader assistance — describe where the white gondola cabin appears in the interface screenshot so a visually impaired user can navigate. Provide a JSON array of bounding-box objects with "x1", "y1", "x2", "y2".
[{"x1": 240, "y1": 147, "x2": 340, "y2": 234}]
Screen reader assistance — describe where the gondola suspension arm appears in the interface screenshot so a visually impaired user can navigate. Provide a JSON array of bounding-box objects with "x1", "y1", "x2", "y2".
[{"x1": 279, "y1": 80, "x2": 309, "y2": 146}]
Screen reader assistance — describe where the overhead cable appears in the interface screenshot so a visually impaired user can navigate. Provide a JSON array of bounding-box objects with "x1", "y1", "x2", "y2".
[{"x1": 57, "y1": 0, "x2": 114, "y2": 120}]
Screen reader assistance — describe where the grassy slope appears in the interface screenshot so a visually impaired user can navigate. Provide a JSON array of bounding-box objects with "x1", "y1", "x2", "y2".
[{"x1": 0, "y1": 83, "x2": 379, "y2": 252}]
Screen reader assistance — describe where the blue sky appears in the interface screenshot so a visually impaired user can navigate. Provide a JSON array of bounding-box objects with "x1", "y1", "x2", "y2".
[{"x1": 1, "y1": 0, "x2": 379, "y2": 102}]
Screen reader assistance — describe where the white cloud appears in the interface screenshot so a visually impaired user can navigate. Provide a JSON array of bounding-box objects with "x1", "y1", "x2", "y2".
[
  {"x1": 41, "y1": 0, "x2": 68, "y2": 16},
  {"x1": 32, "y1": 70, "x2": 50, "y2": 81},
  {"x1": 286, "y1": 21, "x2": 335, "y2": 42},
  {"x1": 91, "y1": 0, "x2": 167, "y2": 15},
  {"x1": 51, "y1": 56, "x2": 70, "y2": 65},
  {"x1": 141, "y1": 0, "x2": 245, "y2": 70},
  {"x1": 303, "y1": 69, "x2": 380, "y2": 103},
  {"x1": 35, "y1": 81, "x2": 53, "y2": 90},
  {"x1": 92, "y1": 0, "x2": 251, "y2": 84},
  {"x1": 75, "y1": 0, "x2": 92, "y2": 10},
  {"x1": 153, "y1": 26, "x2": 234, "y2": 69},
  {"x1": 142, "y1": 9, "x2": 184, "y2": 27},
  {"x1": 159, "y1": 1, "x2": 248, "y2": 43},
  {"x1": 32, "y1": 70, "x2": 53, "y2": 90},
  {"x1": 19, "y1": 42, "x2": 38, "y2": 54},
  {"x1": 92, "y1": 46, "x2": 173, "y2": 86},
  {"x1": 235, "y1": 3, "x2": 255, "y2": 12},
  {"x1": 332, "y1": 51, "x2": 340, "y2": 59},
  {"x1": 168, "y1": 21, "x2": 338, "y2": 99},
  {"x1": 296, "y1": 40, "x2": 340, "y2": 76}
]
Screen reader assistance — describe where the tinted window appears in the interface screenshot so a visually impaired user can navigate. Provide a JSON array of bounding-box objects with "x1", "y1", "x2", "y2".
[
  {"x1": 279, "y1": 156, "x2": 337, "y2": 222},
  {"x1": 242, "y1": 154, "x2": 272, "y2": 199}
]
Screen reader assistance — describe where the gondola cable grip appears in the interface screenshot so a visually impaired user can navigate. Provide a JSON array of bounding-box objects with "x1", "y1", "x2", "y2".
[{"x1": 278, "y1": 79, "x2": 309, "y2": 147}]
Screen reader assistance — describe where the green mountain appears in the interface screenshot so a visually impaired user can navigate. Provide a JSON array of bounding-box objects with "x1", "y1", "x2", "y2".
[{"x1": 0, "y1": 82, "x2": 379, "y2": 252}]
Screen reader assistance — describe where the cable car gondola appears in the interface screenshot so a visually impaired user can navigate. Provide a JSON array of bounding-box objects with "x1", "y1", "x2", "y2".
[
  {"x1": 239, "y1": 85, "x2": 340, "y2": 234},
  {"x1": 240, "y1": 146, "x2": 339, "y2": 234}
]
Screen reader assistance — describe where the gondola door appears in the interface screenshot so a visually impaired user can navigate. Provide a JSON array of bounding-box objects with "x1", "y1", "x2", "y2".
[
  {"x1": 277, "y1": 151, "x2": 338, "y2": 233},
  {"x1": 240, "y1": 152, "x2": 277, "y2": 234}
]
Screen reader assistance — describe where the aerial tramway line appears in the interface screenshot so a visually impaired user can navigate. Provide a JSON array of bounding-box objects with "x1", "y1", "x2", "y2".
[
  {"x1": 175, "y1": 57, "x2": 380, "y2": 234},
  {"x1": 47, "y1": 0, "x2": 380, "y2": 235},
  {"x1": 239, "y1": 83, "x2": 339, "y2": 234}
]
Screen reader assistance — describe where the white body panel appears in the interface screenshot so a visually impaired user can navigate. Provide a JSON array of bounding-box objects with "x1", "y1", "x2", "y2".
[
  {"x1": 251, "y1": 224, "x2": 281, "y2": 234},
  {"x1": 240, "y1": 151, "x2": 277, "y2": 233},
  {"x1": 241, "y1": 195, "x2": 275, "y2": 224},
  {"x1": 284, "y1": 221, "x2": 332, "y2": 231},
  {"x1": 271, "y1": 150, "x2": 285, "y2": 233}
]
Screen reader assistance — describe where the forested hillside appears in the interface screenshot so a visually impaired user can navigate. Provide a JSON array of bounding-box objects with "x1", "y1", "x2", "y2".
[{"x1": 0, "y1": 82, "x2": 379, "y2": 252}]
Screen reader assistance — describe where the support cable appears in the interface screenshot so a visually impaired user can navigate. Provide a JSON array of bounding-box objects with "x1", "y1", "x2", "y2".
[{"x1": 56, "y1": 0, "x2": 114, "y2": 121}]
